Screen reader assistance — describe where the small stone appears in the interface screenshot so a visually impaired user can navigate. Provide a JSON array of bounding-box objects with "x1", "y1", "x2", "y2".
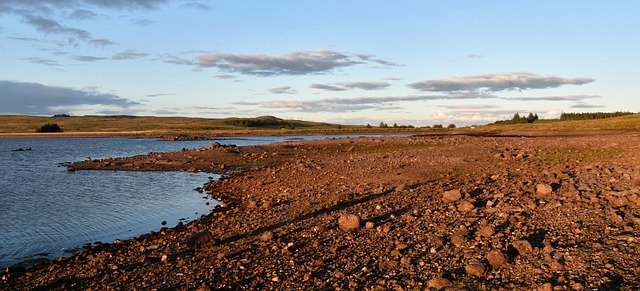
[
  {"x1": 477, "y1": 225, "x2": 495, "y2": 238},
  {"x1": 512, "y1": 240, "x2": 533, "y2": 256},
  {"x1": 338, "y1": 214, "x2": 362, "y2": 232},
  {"x1": 458, "y1": 200, "x2": 475, "y2": 212},
  {"x1": 443, "y1": 189, "x2": 462, "y2": 203},
  {"x1": 537, "y1": 283, "x2": 553, "y2": 291},
  {"x1": 536, "y1": 184, "x2": 553, "y2": 196},
  {"x1": 161, "y1": 254, "x2": 168, "y2": 262},
  {"x1": 260, "y1": 231, "x2": 274, "y2": 242},
  {"x1": 428, "y1": 277, "x2": 452, "y2": 289},
  {"x1": 395, "y1": 183, "x2": 407, "y2": 192},
  {"x1": 365, "y1": 222, "x2": 375, "y2": 229},
  {"x1": 400, "y1": 257, "x2": 412, "y2": 266},
  {"x1": 486, "y1": 250, "x2": 508, "y2": 268},
  {"x1": 465, "y1": 260, "x2": 486, "y2": 277},
  {"x1": 271, "y1": 276, "x2": 280, "y2": 282},
  {"x1": 450, "y1": 235, "x2": 466, "y2": 247},
  {"x1": 247, "y1": 200, "x2": 257, "y2": 209}
]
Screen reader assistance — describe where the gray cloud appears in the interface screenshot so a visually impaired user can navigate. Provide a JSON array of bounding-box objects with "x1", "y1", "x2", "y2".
[
  {"x1": 20, "y1": 57, "x2": 63, "y2": 67},
  {"x1": 309, "y1": 83, "x2": 346, "y2": 91},
  {"x1": 571, "y1": 102, "x2": 606, "y2": 109},
  {"x1": 0, "y1": 80, "x2": 138, "y2": 115},
  {"x1": 161, "y1": 54, "x2": 194, "y2": 65},
  {"x1": 72, "y1": 55, "x2": 107, "y2": 62},
  {"x1": 268, "y1": 86, "x2": 297, "y2": 94},
  {"x1": 132, "y1": 19, "x2": 155, "y2": 26},
  {"x1": 341, "y1": 81, "x2": 390, "y2": 90},
  {"x1": 214, "y1": 74, "x2": 237, "y2": 80},
  {"x1": 112, "y1": 49, "x2": 148, "y2": 60},
  {"x1": 467, "y1": 54, "x2": 483, "y2": 59},
  {"x1": 310, "y1": 81, "x2": 390, "y2": 91},
  {"x1": 145, "y1": 93, "x2": 176, "y2": 97},
  {"x1": 235, "y1": 94, "x2": 494, "y2": 113},
  {"x1": 1, "y1": 0, "x2": 171, "y2": 10},
  {"x1": 89, "y1": 38, "x2": 117, "y2": 47},
  {"x1": 506, "y1": 95, "x2": 599, "y2": 101},
  {"x1": 180, "y1": 1, "x2": 213, "y2": 10},
  {"x1": 408, "y1": 72, "x2": 594, "y2": 92},
  {"x1": 68, "y1": 9, "x2": 97, "y2": 20},
  {"x1": 195, "y1": 49, "x2": 395, "y2": 76},
  {"x1": 24, "y1": 15, "x2": 90, "y2": 40},
  {"x1": 437, "y1": 104, "x2": 500, "y2": 110}
]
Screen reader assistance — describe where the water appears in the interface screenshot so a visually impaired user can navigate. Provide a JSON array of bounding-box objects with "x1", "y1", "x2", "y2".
[{"x1": 0, "y1": 134, "x2": 403, "y2": 268}]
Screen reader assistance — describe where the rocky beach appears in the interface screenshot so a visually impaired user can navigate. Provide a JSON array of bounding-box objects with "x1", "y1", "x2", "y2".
[{"x1": 2, "y1": 131, "x2": 640, "y2": 290}]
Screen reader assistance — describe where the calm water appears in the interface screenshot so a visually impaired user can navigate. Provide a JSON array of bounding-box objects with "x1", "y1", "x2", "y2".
[{"x1": 0, "y1": 134, "x2": 401, "y2": 268}]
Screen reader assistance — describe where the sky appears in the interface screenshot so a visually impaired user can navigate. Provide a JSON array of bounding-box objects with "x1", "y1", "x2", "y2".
[{"x1": 1, "y1": 0, "x2": 639, "y2": 126}]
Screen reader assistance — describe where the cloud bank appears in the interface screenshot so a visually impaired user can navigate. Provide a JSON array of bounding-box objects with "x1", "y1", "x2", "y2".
[
  {"x1": 310, "y1": 81, "x2": 390, "y2": 91},
  {"x1": 0, "y1": 80, "x2": 138, "y2": 115},
  {"x1": 408, "y1": 72, "x2": 594, "y2": 92},
  {"x1": 196, "y1": 49, "x2": 396, "y2": 76}
]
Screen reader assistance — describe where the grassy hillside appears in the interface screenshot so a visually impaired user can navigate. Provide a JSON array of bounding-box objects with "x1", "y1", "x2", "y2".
[
  {"x1": 0, "y1": 115, "x2": 357, "y2": 135},
  {"x1": 478, "y1": 113, "x2": 640, "y2": 131}
]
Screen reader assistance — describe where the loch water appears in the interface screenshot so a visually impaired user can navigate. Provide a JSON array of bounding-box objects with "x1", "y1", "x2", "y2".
[{"x1": 0, "y1": 134, "x2": 400, "y2": 268}]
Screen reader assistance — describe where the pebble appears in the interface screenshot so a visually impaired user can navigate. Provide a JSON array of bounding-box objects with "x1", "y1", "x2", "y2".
[
  {"x1": 536, "y1": 184, "x2": 553, "y2": 196},
  {"x1": 458, "y1": 200, "x2": 475, "y2": 212},
  {"x1": 427, "y1": 277, "x2": 452, "y2": 289},
  {"x1": 477, "y1": 225, "x2": 495, "y2": 238},
  {"x1": 486, "y1": 250, "x2": 508, "y2": 268},
  {"x1": 443, "y1": 189, "x2": 462, "y2": 203},
  {"x1": 465, "y1": 260, "x2": 486, "y2": 277},
  {"x1": 512, "y1": 240, "x2": 533, "y2": 256},
  {"x1": 338, "y1": 214, "x2": 362, "y2": 232},
  {"x1": 260, "y1": 231, "x2": 274, "y2": 242}
]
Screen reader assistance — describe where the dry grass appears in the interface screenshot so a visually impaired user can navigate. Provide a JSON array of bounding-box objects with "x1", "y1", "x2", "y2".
[{"x1": 477, "y1": 113, "x2": 640, "y2": 132}]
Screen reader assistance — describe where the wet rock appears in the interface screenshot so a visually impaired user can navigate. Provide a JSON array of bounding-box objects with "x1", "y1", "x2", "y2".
[
  {"x1": 338, "y1": 214, "x2": 361, "y2": 232},
  {"x1": 512, "y1": 240, "x2": 533, "y2": 256},
  {"x1": 486, "y1": 250, "x2": 508, "y2": 269},
  {"x1": 536, "y1": 184, "x2": 553, "y2": 196},
  {"x1": 443, "y1": 189, "x2": 462, "y2": 203},
  {"x1": 465, "y1": 260, "x2": 486, "y2": 277},
  {"x1": 428, "y1": 277, "x2": 452, "y2": 289}
]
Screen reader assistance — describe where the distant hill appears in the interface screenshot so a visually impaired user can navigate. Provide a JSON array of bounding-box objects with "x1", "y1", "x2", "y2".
[{"x1": 0, "y1": 115, "x2": 349, "y2": 135}]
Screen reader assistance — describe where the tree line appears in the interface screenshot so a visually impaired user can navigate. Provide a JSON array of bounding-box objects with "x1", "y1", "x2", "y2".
[{"x1": 560, "y1": 112, "x2": 635, "y2": 120}]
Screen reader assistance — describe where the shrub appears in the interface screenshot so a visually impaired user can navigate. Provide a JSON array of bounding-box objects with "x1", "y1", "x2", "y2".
[
  {"x1": 37, "y1": 123, "x2": 63, "y2": 133},
  {"x1": 433, "y1": 124, "x2": 444, "y2": 129},
  {"x1": 447, "y1": 124, "x2": 456, "y2": 128},
  {"x1": 53, "y1": 114, "x2": 71, "y2": 117}
]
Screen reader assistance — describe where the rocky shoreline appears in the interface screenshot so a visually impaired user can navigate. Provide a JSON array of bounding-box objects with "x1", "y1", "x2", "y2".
[{"x1": 2, "y1": 132, "x2": 640, "y2": 290}]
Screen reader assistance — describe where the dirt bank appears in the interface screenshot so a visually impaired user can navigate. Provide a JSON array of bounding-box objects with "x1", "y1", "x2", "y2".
[{"x1": 3, "y1": 132, "x2": 640, "y2": 290}]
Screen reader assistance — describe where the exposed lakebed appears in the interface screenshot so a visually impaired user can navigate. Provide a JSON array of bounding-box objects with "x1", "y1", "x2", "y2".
[{"x1": 0, "y1": 134, "x2": 398, "y2": 268}]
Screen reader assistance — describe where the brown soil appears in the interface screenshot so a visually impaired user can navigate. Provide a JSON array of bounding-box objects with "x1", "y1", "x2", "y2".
[{"x1": 3, "y1": 132, "x2": 640, "y2": 290}]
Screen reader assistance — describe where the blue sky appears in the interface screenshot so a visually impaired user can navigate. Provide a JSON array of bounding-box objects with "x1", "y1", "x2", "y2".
[{"x1": 1, "y1": 0, "x2": 638, "y2": 125}]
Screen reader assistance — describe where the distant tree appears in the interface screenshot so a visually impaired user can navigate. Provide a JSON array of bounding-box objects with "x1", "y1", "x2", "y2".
[
  {"x1": 534, "y1": 113, "x2": 539, "y2": 120},
  {"x1": 365, "y1": 123, "x2": 372, "y2": 129},
  {"x1": 513, "y1": 113, "x2": 521, "y2": 120},
  {"x1": 53, "y1": 114, "x2": 71, "y2": 117},
  {"x1": 36, "y1": 123, "x2": 63, "y2": 133},
  {"x1": 447, "y1": 124, "x2": 456, "y2": 128},
  {"x1": 433, "y1": 124, "x2": 444, "y2": 129},
  {"x1": 526, "y1": 113, "x2": 535, "y2": 123},
  {"x1": 560, "y1": 111, "x2": 634, "y2": 120},
  {"x1": 392, "y1": 122, "x2": 398, "y2": 128},
  {"x1": 379, "y1": 122, "x2": 388, "y2": 128}
]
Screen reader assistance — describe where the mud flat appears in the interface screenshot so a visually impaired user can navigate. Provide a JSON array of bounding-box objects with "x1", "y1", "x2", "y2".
[{"x1": 3, "y1": 132, "x2": 640, "y2": 290}]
